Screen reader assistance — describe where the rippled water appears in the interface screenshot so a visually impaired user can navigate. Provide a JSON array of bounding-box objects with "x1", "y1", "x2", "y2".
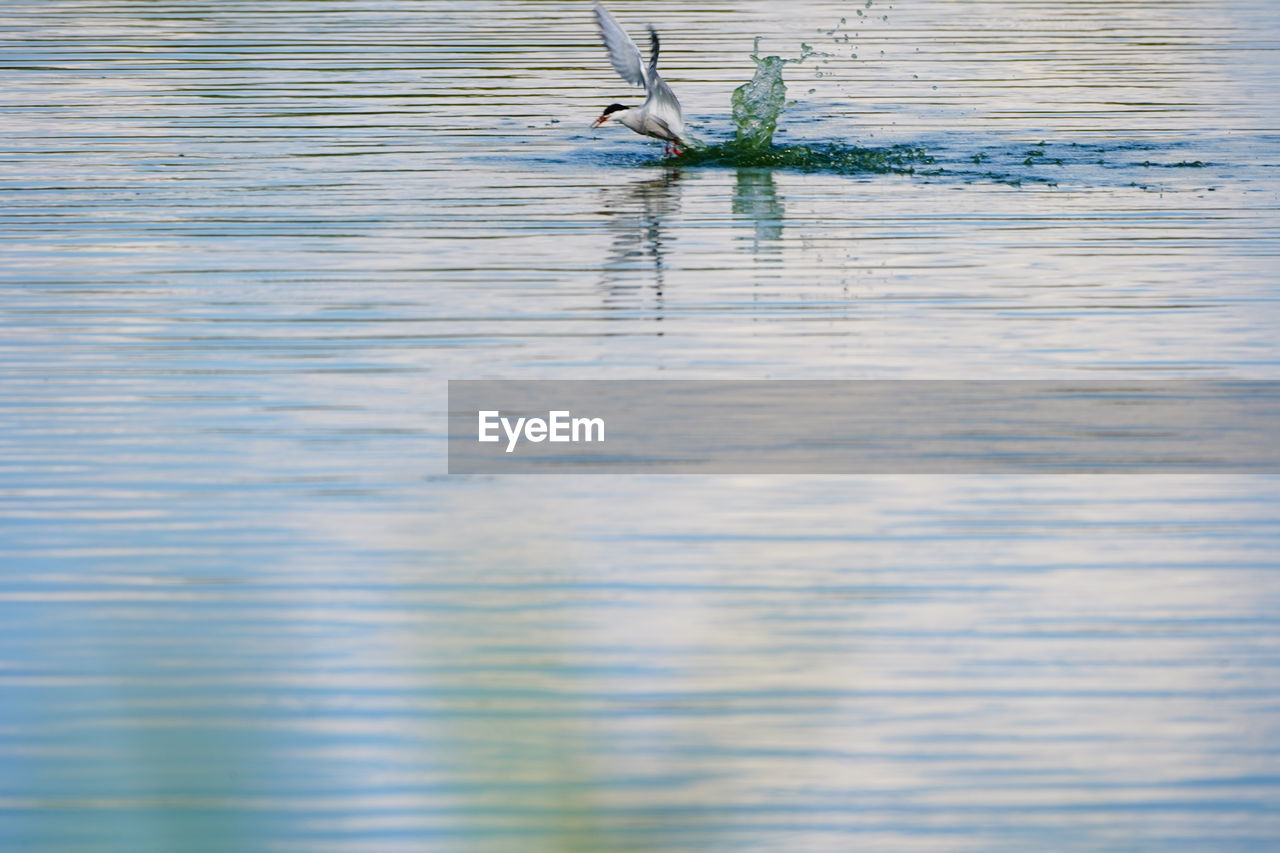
[{"x1": 3, "y1": 0, "x2": 1280, "y2": 850}]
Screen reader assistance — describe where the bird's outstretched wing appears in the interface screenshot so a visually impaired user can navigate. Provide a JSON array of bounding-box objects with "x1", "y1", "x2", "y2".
[
  {"x1": 646, "y1": 73, "x2": 684, "y2": 138},
  {"x1": 594, "y1": 3, "x2": 648, "y2": 89}
]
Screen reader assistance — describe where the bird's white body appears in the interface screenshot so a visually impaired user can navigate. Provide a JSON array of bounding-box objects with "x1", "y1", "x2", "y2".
[
  {"x1": 612, "y1": 103, "x2": 683, "y2": 145},
  {"x1": 592, "y1": 3, "x2": 686, "y2": 151}
]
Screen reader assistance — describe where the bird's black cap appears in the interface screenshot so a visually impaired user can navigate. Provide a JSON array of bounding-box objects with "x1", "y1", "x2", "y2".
[{"x1": 602, "y1": 103, "x2": 628, "y2": 116}]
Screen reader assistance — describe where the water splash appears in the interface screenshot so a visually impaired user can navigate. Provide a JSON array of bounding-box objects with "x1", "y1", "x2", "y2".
[
  {"x1": 674, "y1": 38, "x2": 931, "y2": 175},
  {"x1": 730, "y1": 38, "x2": 813, "y2": 151},
  {"x1": 667, "y1": 29, "x2": 1178, "y2": 187}
]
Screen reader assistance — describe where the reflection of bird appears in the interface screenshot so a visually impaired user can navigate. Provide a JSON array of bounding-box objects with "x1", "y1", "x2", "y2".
[
  {"x1": 598, "y1": 169, "x2": 685, "y2": 302},
  {"x1": 590, "y1": 3, "x2": 687, "y2": 157}
]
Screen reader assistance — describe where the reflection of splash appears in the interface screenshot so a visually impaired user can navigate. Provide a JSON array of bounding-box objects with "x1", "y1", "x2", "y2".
[
  {"x1": 597, "y1": 169, "x2": 685, "y2": 307},
  {"x1": 732, "y1": 169, "x2": 785, "y2": 255}
]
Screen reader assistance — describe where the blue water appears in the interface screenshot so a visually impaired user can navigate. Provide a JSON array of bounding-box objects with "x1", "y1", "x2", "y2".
[{"x1": 2, "y1": 0, "x2": 1280, "y2": 850}]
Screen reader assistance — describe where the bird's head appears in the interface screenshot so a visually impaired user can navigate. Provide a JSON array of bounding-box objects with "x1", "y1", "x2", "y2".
[{"x1": 592, "y1": 103, "x2": 630, "y2": 128}]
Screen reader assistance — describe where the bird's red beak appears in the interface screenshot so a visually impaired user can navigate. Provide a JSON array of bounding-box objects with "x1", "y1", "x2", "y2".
[{"x1": 591, "y1": 115, "x2": 609, "y2": 128}]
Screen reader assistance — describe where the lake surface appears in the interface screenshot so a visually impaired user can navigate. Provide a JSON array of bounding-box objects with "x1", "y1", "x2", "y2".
[{"x1": 2, "y1": 0, "x2": 1280, "y2": 850}]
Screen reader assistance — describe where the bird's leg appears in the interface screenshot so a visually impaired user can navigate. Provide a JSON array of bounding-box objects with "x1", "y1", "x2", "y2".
[{"x1": 673, "y1": 143, "x2": 682, "y2": 157}]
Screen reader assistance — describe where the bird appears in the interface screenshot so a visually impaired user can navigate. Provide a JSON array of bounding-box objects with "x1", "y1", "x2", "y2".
[{"x1": 590, "y1": 3, "x2": 687, "y2": 157}]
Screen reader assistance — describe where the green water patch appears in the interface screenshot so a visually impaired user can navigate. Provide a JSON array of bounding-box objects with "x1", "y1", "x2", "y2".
[
  {"x1": 647, "y1": 135, "x2": 1216, "y2": 190},
  {"x1": 669, "y1": 141, "x2": 932, "y2": 175},
  {"x1": 1140, "y1": 160, "x2": 1209, "y2": 168}
]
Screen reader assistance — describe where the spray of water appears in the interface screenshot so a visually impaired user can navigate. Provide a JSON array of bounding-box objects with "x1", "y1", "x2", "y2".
[
  {"x1": 731, "y1": 38, "x2": 812, "y2": 150},
  {"x1": 674, "y1": 38, "x2": 929, "y2": 175},
  {"x1": 653, "y1": 4, "x2": 1173, "y2": 187}
]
